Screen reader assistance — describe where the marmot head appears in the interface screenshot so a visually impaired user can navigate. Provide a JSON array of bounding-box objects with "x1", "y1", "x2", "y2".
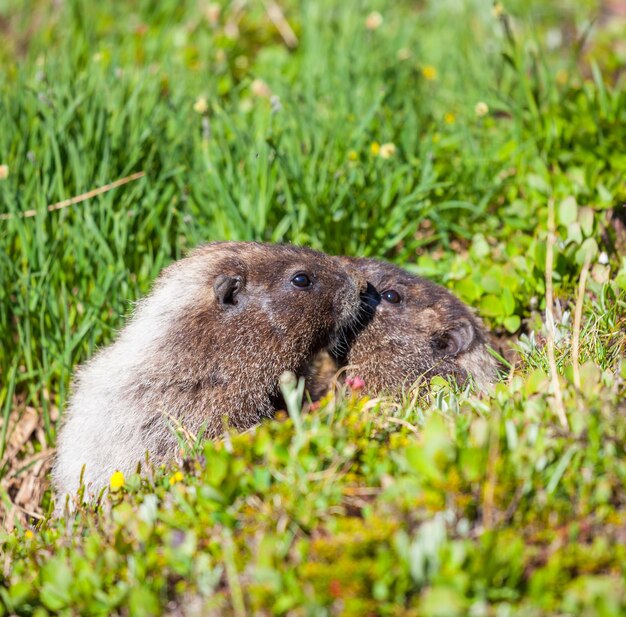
[
  {"x1": 329, "y1": 257, "x2": 497, "y2": 395},
  {"x1": 132, "y1": 242, "x2": 368, "y2": 427},
  {"x1": 165, "y1": 242, "x2": 367, "y2": 355}
]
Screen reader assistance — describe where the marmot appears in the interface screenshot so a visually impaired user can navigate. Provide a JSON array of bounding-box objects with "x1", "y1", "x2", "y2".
[
  {"x1": 54, "y1": 242, "x2": 367, "y2": 501},
  {"x1": 308, "y1": 257, "x2": 497, "y2": 398}
]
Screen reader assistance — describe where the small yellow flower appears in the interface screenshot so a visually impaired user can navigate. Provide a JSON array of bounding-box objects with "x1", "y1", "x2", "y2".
[
  {"x1": 0, "y1": 164, "x2": 8, "y2": 180},
  {"x1": 250, "y1": 78, "x2": 272, "y2": 98},
  {"x1": 370, "y1": 142, "x2": 381, "y2": 156},
  {"x1": 109, "y1": 470, "x2": 125, "y2": 491},
  {"x1": 348, "y1": 150, "x2": 358, "y2": 161},
  {"x1": 365, "y1": 11, "x2": 383, "y2": 31},
  {"x1": 556, "y1": 69, "x2": 568, "y2": 85},
  {"x1": 492, "y1": 2, "x2": 505, "y2": 18},
  {"x1": 444, "y1": 112, "x2": 456, "y2": 124},
  {"x1": 475, "y1": 101, "x2": 489, "y2": 117},
  {"x1": 25, "y1": 530, "x2": 34, "y2": 539},
  {"x1": 193, "y1": 96, "x2": 208, "y2": 114},
  {"x1": 379, "y1": 143, "x2": 396, "y2": 159},
  {"x1": 432, "y1": 133, "x2": 441, "y2": 143},
  {"x1": 169, "y1": 471, "x2": 184, "y2": 486},
  {"x1": 421, "y1": 65, "x2": 437, "y2": 81}
]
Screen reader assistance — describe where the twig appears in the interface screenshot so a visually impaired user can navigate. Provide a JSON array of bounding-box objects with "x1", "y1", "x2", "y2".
[
  {"x1": 386, "y1": 416, "x2": 420, "y2": 434},
  {"x1": 330, "y1": 363, "x2": 358, "y2": 395},
  {"x1": 502, "y1": 483, "x2": 525, "y2": 525},
  {"x1": 545, "y1": 198, "x2": 569, "y2": 429},
  {"x1": 162, "y1": 411, "x2": 198, "y2": 444},
  {"x1": 0, "y1": 171, "x2": 145, "y2": 220},
  {"x1": 482, "y1": 413, "x2": 500, "y2": 529},
  {"x1": 572, "y1": 253, "x2": 592, "y2": 390},
  {"x1": 507, "y1": 359, "x2": 517, "y2": 385},
  {"x1": 8, "y1": 501, "x2": 45, "y2": 520},
  {"x1": 342, "y1": 486, "x2": 382, "y2": 496},
  {"x1": 222, "y1": 528, "x2": 247, "y2": 617},
  {"x1": 263, "y1": 0, "x2": 298, "y2": 48}
]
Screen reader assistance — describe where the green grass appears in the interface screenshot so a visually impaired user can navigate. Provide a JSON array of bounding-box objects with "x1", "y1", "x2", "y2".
[
  {"x1": 1, "y1": 0, "x2": 626, "y2": 614},
  {"x1": 4, "y1": 378, "x2": 626, "y2": 615}
]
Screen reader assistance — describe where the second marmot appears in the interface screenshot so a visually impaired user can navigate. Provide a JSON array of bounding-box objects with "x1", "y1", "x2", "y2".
[{"x1": 308, "y1": 257, "x2": 497, "y2": 398}]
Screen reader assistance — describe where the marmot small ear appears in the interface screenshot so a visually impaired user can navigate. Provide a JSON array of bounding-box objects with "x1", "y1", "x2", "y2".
[
  {"x1": 433, "y1": 319, "x2": 475, "y2": 357},
  {"x1": 214, "y1": 275, "x2": 244, "y2": 306}
]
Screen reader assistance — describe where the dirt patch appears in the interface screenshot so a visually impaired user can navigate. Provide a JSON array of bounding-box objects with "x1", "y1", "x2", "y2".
[{"x1": 0, "y1": 401, "x2": 56, "y2": 531}]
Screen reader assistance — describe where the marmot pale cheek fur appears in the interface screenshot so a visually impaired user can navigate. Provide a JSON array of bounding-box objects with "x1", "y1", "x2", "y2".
[
  {"x1": 54, "y1": 242, "x2": 367, "y2": 500},
  {"x1": 308, "y1": 257, "x2": 497, "y2": 398}
]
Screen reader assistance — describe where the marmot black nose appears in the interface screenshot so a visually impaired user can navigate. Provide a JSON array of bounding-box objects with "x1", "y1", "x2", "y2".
[{"x1": 362, "y1": 282, "x2": 381, "y2": 310}]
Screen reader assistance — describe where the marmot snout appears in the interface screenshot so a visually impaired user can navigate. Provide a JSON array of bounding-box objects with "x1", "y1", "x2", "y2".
[
  {"x1": 53, "y1": 242, "x2": 366, "y2": 501},
  {"x1": 308, "y1": 257, "x2": 497, "y2": 398}
]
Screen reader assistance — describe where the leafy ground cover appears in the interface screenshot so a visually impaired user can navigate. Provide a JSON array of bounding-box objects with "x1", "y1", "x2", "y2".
[{"x1": 0, "y1": 0, "x2": 625, "y2": 614}]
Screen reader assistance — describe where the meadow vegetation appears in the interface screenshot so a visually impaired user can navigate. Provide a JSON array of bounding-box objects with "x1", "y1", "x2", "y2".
[{"x1": 0, "y1": 0, "x2": 625, "y2": 614}]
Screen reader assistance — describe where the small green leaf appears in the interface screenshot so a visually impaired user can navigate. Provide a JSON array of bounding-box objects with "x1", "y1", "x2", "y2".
[
  {"x1": 455, "y1": 278, "x2": 481, "y2": 302},
  {"x1": 575, "y1": 238, "x2": 598, "y2": 265},
  {"x1": 566, "y1": 221, "x2": 583, "y2": 245},
  {"x1": 419, "y1": 586, "x2": 466, "y2": 617},
  {"x1": 526, "y1": 173, "x2": 550, "y2": 194},
  {"x1": 597, "y1": 183, "x2": 612, "y2": 203},
  {"x1": 501, "y1": 288, "x2": 515, "y2": 316},
  {"x1": 481, "y1": 274, "x2": 501, "y2": 295},
  {"x1": 578, "y1": 206, "x2": 594, "y2": 236},
  {"x1": 471, "y1": 234, "x2": 490, "y2": 258},
  {"x1": 525, "y1": 368, "x2": 548, "y2": 396},
  {"x1": 503, "y1": 315, "x2": 521, "y2": 332},
  {"x1": 534, "y1": 241, "x2": 547, "y2": 270},
  {"x1": 579, "y1": 361, "x2": 602, "y2": 395},
  {"x1": 480, "y1": 294, "x2": 504, "y2": 317},
  {"x1": 40, "y1": 558, "x2": 73, "y2": 611},
  {"x1": 558, "y1": 196, "x2": 577, "y2": 226},
  {"x1": 128, "y1": 587, "x2": 160, "y2": 617}
]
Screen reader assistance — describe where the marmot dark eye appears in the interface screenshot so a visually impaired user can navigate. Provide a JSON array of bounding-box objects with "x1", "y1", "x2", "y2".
[
  {"x1": 382, "y1": 289, "x2": 402, "y2": 304},
  {"x1": 291, "y1": 273, "x2": 312, "y2": 289}
]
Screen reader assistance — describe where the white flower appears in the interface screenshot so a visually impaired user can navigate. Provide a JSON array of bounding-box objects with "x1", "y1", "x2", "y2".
[
  {"x1": 193, "y1": 97, "x2": 208, "y2": 114},
  {"x1": 379, "y1": 143, "x2": 397, "y2": 159},
  {"x1": 365, "y1": 11, "x2": 383, "y2": 30},
  {"x1": 270, "y1": 95, "x2": 282, "y2": 113},
  {"x1": 205, "y1": 3, "x2": 220, "y2": 26},
  {"x1": 475, "y1": 101, "x2": 489, "y2": 117},
  {"x1": 251, "y1": 79, "x2": 272, "y2": 98}
]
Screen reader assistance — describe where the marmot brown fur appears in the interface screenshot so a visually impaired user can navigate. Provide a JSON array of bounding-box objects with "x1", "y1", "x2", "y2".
[
  {"x1": 308, "y1": 257, "x2": 497, "y2": 398},
  {"x1": 54, "y1": 242, "x2": 367, "y2": 501}
]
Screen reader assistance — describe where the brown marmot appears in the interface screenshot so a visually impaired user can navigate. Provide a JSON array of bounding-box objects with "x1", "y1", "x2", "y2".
[
  {"x1": 308, "y1": 257, "x2": 497, "y2": 398},
  {"x1": 53, "y1": 242, "x2": 367, "y2": 501}
]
